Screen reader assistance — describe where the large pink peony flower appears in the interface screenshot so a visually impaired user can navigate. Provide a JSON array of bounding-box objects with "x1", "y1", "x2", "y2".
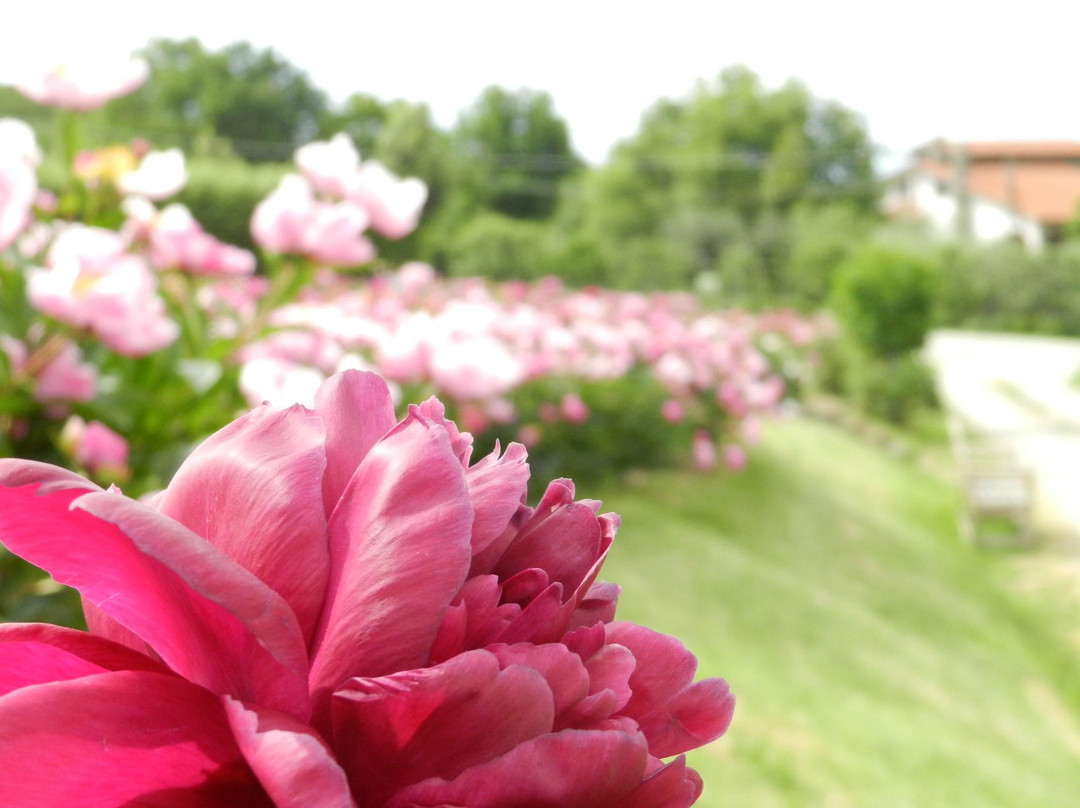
[{"x1": 0, "y1": 370, "x2": 733, "y2": 806}]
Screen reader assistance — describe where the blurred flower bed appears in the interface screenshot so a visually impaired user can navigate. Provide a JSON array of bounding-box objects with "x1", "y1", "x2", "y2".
[{"x1": 0, "y1": 57, "x2": 830, "y2": 623}]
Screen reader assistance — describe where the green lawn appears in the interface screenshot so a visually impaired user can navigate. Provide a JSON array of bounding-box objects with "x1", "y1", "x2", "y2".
[{"x1": 597, "y1": 417, "x2": 1080, "y2": 807}]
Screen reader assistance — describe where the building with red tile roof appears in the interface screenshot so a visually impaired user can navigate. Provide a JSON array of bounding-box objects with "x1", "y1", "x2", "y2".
[{"x1": 883, "y1": 139, "x2": 1080, "y2": 250}]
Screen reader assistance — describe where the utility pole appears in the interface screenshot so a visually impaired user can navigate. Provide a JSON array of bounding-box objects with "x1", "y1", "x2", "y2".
[{"x1": 952, "y1": 143, "x2": 971, "y2": 241}]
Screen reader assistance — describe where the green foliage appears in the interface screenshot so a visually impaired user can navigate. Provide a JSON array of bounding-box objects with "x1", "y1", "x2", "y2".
[
  {"x1": 444, "y1": 212, "x2": 551, "y2": 281},
  {"x1": 0, "y1": 87, "x2": 58, "y2": 150},
  {"x1": 178, "y1": 157, "x2": 290, "y2": 251},
  {"x1": 844, "y1": 348, "x2": 939, "y2": 425},
  {"x1": 471, "y1": 371, "x2": 685, "y2": 491},
  {"x1": 935, "y1": 240, "x2": 1080, "y2": 336},
  {"x1": 782, "y1": 204, "x2": 871, "y2": 306},
  {"x1": 97, "y1": 38, "x2": 328, "y2": 161},
  {"x1": 318, "y1": 92, "x2": 387, "y2": 156},
  {"x1": 452, "y1": 86, "x2": 581, "y2": 220},
  {"x1": 601, "y1": 418, "x2": 1080, "y2": 807},
  {"x1": 369, "y1": 102, "x2": 455, "y2": 266},
  {"x1": 566, "y1": 65, "x2": 878, "y2": 295},
  {"x1": 544, "y1": 232, "x2": 609, "y2": 288},
  {"x1": 831, "y1": 246, "x2": 939, "y2": 357}
]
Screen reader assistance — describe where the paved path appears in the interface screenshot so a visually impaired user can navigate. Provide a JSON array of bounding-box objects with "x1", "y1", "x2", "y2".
[{"x1": 925, "y1": 330, "x2": 1080, "y2": 546}]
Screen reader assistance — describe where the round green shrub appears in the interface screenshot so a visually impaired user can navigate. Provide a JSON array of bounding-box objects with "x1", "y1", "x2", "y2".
[
  {"x1": 853, "y1": 352, "x2": 939, "y2": 425},
  {"x1": 830, "y1": 246, "x2": 939, "y2": 357}
]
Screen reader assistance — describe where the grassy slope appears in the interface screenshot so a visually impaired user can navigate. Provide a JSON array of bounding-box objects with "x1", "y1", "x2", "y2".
[{"x1": 596, "y1": 417, "x2": 1080, "y2": 808}]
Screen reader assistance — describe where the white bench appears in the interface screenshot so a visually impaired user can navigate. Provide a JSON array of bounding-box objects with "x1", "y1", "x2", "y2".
[{"x1": 947, "y1": 416, "x2": 1035, "y2": 546}]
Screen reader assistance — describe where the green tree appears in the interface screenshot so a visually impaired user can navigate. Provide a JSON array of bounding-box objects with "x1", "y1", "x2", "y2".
[
  {"x1": 319, "y1": 92, "x2": 387, "y2": 156},
  {"x1": 368, "y1": 101, "x2": 455, "y2": 266},
  {"x1": 452, "y1": 86, "x2": 582, "y2": 219},
  {"x1": 98, "y1": 38, "x2": 328, "y2": 161},
  {"x1": 570, "y1": 65, "x2": 878, "y2": 295}
]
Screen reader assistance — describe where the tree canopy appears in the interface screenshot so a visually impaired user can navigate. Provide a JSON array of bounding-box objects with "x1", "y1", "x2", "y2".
[
  {"x1": 570, "y1": 66, "x2": 880, "y2": 296},
  {"x1": 99, "y1": 38, "x2": 328, "y2": 161},
  {"x1": 452, "y1": 86, "x2": 581, "y2": 220}
]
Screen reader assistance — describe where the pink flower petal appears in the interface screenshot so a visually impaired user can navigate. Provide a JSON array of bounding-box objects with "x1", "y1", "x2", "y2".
[
  {"x1": 464, "y1": 441, "x2": 530, "y2": 554},
  {"x1": 332, "y1": 650, "x2": 555, "y2": 808},
  {"x1": 0, "y1": 482, "x2": 310, "y2": 719},
  {"x1": 492, "y1": 479, "x2": 603, "y2": 595},
  {"x1": 414, "y1": 398, "x2": 530, "y2": 554},
  {"x1": 386, "y1": 728, "x2": 649, "y2": 808},
  {"x1": 487, "y1": 642, "x2": 590, "y2": 722},
  {"x1": 309, "y1": 409, "x2": 473, "y2": 707},
  {"x1": 0, "y1": 458, "x2": 100, "y2": 495},
  {"x1": 313, "y1": 370, "x2": 396, "y2": 517},
  {"x1": 0, "y1": 623, "x2": 169, "y2": 696},
  {"x1": 223, "y1": 697, "x2": 357, "y2": 808},
  {"x1": 607, "y1": 622, "x2": 736, "y2": 757},
  {"x1": 622, "y1": 755, "x2": 704, "y2": 808},
  {"x1": 155, "y1": 403, "x2": 330, "y2": 643},
  {"x1": 566, "y1": 580, "x2": 621, "y2": 631},
  {"x1": 429, "y1": 575, "x2": 520, "y2": 663},
  {"x1": 0, "y1": 671, "x2": 270, "y2": 807}
]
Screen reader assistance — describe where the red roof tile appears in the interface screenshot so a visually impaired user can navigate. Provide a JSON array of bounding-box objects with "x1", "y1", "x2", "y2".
[
  {"x1": 917, "y1": 139, "x2": 1080, "y2": 161},
  {"x1": 910, "y1": 142, "x2": 1080, "y2": 224}
]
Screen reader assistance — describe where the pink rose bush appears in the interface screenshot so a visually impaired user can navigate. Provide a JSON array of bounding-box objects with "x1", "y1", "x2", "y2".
[{"x1": 0, "y1": 370, "x2": 734, "y2": 806}]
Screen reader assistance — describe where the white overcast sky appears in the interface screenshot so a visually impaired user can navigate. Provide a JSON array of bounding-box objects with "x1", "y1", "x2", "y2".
[{"x1": 3, "y1": 1, "x2": 1077, "y2": 170}]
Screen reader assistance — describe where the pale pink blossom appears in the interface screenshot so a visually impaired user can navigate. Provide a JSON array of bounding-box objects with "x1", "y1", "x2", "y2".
[
  {"x1": 538, "y1": 402, "x2": 560, "y2": 424},
  {"x1": 14, "y1": 56, "x2": 148, "y2": 111},
  {"x1": 691, "y1": 430, "x2": 717, "y2": 472},
  {"x1": 0, "y1": 156, "x2": 35, "y2": 252},
  {"x1": 516, "y1": 422, "x2": 542, "y2": 447},
  {"x1": 349, "y1": 160, "x2": 427, "y2": 239},
  {"x1": 0, "y1": 118, "x2": 42, "y2": 166},
  {"x1": 149, "y1": 204, "x2": 256, "y2": 276},
  {"x1": 239, "y1": 357, "x2": 326, "y2": 409},
  {"x1": 58, "y1": 416, "x2": 129, "y2": 480},
  {"x1": 33, "y1": 189, "x2": 56, "y2": 213},
  {"x1": 250, "y1": 174, "x2": 316, "y2": 252},
  {"x1": 251, "y1": 175, "x2": 375, "y2": 266},
  {"x1": 295, "y1": 133, "x2": 360, "y2": 198},
  {"x1": 119, "y1": 195, "x2": 158, "y2": 241},
  {"x1": 722, "y1": 443, "x2": 748, "y2": 472},
  {"x1": 32, "y1": 343, "x2": 97, "y2": 403},
  {"x1": 485, "y1": 397, "x2": 517, "y2": 424},
  {"x1": 118, "y1": 148, "x2": 186, "y2": 200},
  {"x1": 396, "y1": 261, "x2": 436, "y2": 301},
  {"x1": 660, "y1": 399, "x2": 685, "y2": 424},
  {"x1": 0, "y1": 120, "x2": 38, "y2": 252},
  {"x1": 0, "y1": 370, "x2": 733, "y2": 805},
  {"x1": 26, "y1": 225, "x2": 178, "y2": 356},
  {"x1": 428, "y1": 336, "x2": 524, "y2": 401},
  {"x1": 560, "y1": 392, "x2": 590, "y2": 424},
  {"x1": 740, "y1": 416, "x2": 762, "y2": 446}
]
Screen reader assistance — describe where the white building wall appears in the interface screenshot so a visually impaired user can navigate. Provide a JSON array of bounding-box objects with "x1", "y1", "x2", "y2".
[
  {"x1": 899, "y1": 173, "x2": 1046, "y2": 251},
  {"x1": 969, "y1": 197, "x2": 1044, "y2": 251},
  {"x1": 909, "y1": 174, "x2": 958, "y2": 237}
]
